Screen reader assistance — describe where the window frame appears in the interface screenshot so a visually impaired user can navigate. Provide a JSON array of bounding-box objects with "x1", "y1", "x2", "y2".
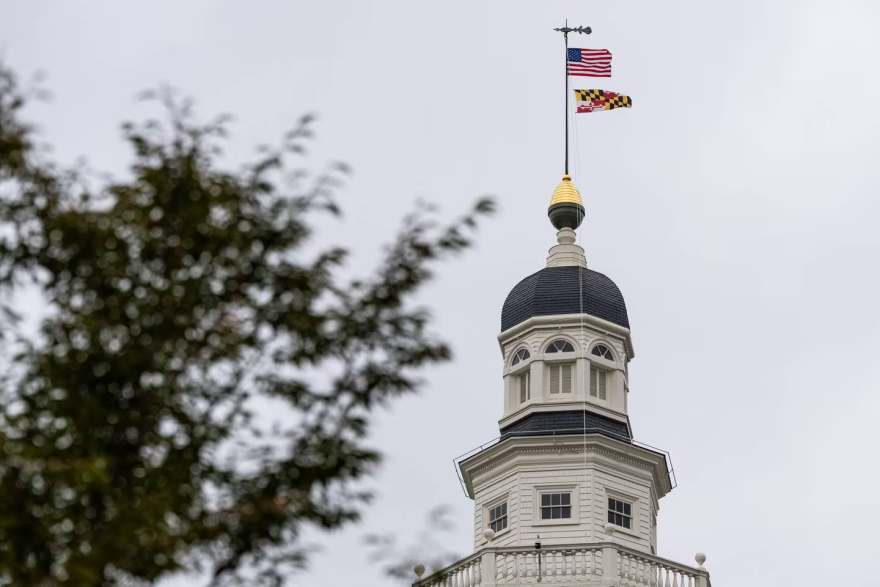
[
  {"x1": 604, "y1": 488, "x2": 640, "y2": 537},
  {"x1": 518, "y1": 369, "x2": 531, "y2": 404},
  {"x1": 546, "y1": 361, "x2": 574, "y2": 397},
  {"x1": 590, "y1": 343, "x2": 615, "y2": 361},
  {"x1": 539, "y1": 491, "x2": 572, "y2": 521},
  {"x1": 532, "y1": 484, "x2": 579, "y2": 526},
  {"x1": 589, "y1": 365, "x2": 609, "y2": 401},
  {"x1": 488, "y1": 502, "x2": 508, "y2": 533},
  {"x1": 511, "y1": 347, "x2": 531, "y2": 366},
  {"x1": 607, "y1": 497, "x2": 632, "y2": 529},
  {"x1": 545, "y1": 339, "x2": 577, "y2": 354},
  {"x1": 507, "y1": 345, "x2": 533, "y2": 377},
  {"x1": 540, "y1": 336, "x2": 577, "y2": 398},
  {"x1": 482, "y1": 493, "x2": 511, "y2": 539}
]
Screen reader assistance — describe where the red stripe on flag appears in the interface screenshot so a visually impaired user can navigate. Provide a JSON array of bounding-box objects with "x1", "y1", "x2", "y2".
[{"x1": 567, "y1": 48, "x2": 612, "y2": 77}]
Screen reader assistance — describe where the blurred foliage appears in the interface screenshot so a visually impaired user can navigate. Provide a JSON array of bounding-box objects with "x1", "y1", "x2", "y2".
[
  {"x1": 0, "y1": 64, "x2": 494, "y2": 586},
  {"x1": 365, "y1": 505, "x2": 460, "y2": 583}
]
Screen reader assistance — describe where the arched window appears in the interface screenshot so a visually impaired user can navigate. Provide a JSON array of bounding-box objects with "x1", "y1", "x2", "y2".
[
  {"x1": 545, "y1": 339, "x2": 575, "y2": 353},
  {"x1": 591, "y1": 344, "x2": 614, "y2": 360},
  {"x1": 512, "y1": 348, "x2": 530, "y2": 365},
  {"x1": 511, "y1": 349, "x2": 531, "y2": 404},
  {"x1": 545, "y1": 339, "x2": 575, "y2": 395}
]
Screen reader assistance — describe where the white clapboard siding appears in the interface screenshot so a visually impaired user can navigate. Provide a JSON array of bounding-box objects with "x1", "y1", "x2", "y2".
[
  {"x1": 473, "y1": 471, "x2": 519, "y2": 549},
  {"x1": 472, "y1": 460, "x2": 655, "y2": 548},
  {"x1": 518, "y1": 468, "x2": 593, "y2": 544},
  {"x1": 591, "y1": 467, "x2": 652, "y2": 549}
]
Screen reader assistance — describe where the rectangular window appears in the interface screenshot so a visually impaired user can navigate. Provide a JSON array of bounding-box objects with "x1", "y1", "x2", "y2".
[
  {"x1": 608, "y1": 498, "x2": 632, "y2": 529},
  {"x1": 519, "y1": 371, "x2": 531, "y2": 404},
  {"x1": 488, "y1": 502, "x2": 508, "y2": 533},
  {"x1": 549, "y1": 363, "x2": 573, "y2": 395},
  {"x1": 540, "y1": 492, "x2": 572, "y2": 520},
  {"x1": 590, "y1": 367, "x2": 607, "y2": 400}
]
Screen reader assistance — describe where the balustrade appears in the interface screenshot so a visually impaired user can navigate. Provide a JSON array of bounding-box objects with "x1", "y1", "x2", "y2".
[
  {"x1": 413, "y1": 542, "x2": 709, "y2": 587},
  {"x1": 617, "y1": 551, "x2": 700, "y2": 587},
  {"x1": 495, "y1": 546, "x2": 601, "y2": 583},
  {"x1": 418, "y1": 552, "x2": 482, "y2": 587}
]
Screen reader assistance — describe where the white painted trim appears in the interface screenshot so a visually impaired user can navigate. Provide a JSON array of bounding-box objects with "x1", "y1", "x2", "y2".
[
  {"x1": 588, "y1": 360, "x2": 613, "y2": 404},
  {"x1": 604, "y1": 487, "x2": 642, "y2": 539},
  {"x1": 531, "y1": 483, "x2": 580, "y2": 527},
  {"x1": 508, "y1": 345, "x2": 533, "y2": 369},
  {"x1": 507, "y1": 360, "x2": 532, "y2": 377},
  {"x1": 498, "y1": 314, "x2": 635, "y2": 360},
  {"x1": 482, "y1": 491, "x2": 511, "y2": 540},
  {"x1": 542, "y1": 334, "x2": 580, "y2": 354},
  {"x1": 544, "y1": 360, "x2": 576, "y2": 398},
  {"x1": 459, "y1": 434, "x2": 672, "y2": 500},
  {"x1": 587, "y1": 337, "x2": 620, "y2": 366}
]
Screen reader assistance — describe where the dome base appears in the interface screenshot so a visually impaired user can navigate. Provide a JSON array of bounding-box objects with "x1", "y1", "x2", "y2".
[{"x1": 548, "y1": 202, "x2": 585, "y2": 230}]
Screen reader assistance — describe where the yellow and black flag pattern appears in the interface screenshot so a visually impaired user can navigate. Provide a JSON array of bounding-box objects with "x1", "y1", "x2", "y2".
[{"x1": 574, "y1": 89, "x2": 633, "y2": 113}]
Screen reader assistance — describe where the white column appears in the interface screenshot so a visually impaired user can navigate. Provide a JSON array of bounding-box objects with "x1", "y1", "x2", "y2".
[
  {"x1": 575, "y1": 357, "x2": 589, "y2": 400},
  {"x1": 608, "y1": 369, "x2": 625, "y2": 413},
  {"x1": 502, "y1": 374, "x2": 514, "y2": 417},
  {"x1": 531, "y1": 360, "x2": 545, "y2": 402},
  {"x1": 481, "y1": 550, "x2": 497, "y2": 587},
  {"x1": 601, "y1": 545, "x2": 619, "y2": 585}
]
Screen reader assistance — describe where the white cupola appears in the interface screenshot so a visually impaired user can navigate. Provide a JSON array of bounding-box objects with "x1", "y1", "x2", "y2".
[
  {"x1": 459, "y1": 175, "x2": 667, "y2": 556},
  {"x1": 416, "y1": 174, "x2": 712, "y2": 587}
]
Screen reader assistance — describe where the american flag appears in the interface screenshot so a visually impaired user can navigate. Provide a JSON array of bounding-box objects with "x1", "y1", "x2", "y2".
[{"x1": 567, "y1": 48, "x2": 612, "y2": 77}]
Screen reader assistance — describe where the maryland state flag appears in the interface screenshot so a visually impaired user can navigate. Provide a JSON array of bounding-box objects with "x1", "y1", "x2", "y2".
[{"x1": 574, "y1": 89, "x2": 633, "y2": 113}]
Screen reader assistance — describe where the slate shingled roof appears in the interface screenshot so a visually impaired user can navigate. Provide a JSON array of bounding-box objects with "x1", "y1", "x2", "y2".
[
  {"x1": 500, "y1": 410, "x2": 631, "y2": 441},
  {"x1": 501, "y1": 266, "x2": 629, "y2": 332}
]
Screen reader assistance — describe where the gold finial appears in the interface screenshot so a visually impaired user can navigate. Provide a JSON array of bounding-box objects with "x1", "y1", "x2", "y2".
[
  {"x1": 549, "y1": 174, "x2": 583, "y2": 206},
  {"x1": 548, "y1": 174, "x2": 585, "y2": 231}
]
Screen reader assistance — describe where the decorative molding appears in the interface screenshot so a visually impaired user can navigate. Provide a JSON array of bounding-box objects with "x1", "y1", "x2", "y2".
[
  {"x1": 460, "y1": 435, "x2": 672, "y2": 502},
  {"x1": 469, "y1": 444, "x2": 657, "y2": 481},
  {"x1": 498, "y1": 313, "x2": 635, "y2": 361},
  {"x1": 531, "y1": 482, "x2": 581, "y2": 527}
]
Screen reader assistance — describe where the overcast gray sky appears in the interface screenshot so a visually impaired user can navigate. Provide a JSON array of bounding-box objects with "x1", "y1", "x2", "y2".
[{"x1": 3, "y1": 0, "x2": 880, "y2": 585}]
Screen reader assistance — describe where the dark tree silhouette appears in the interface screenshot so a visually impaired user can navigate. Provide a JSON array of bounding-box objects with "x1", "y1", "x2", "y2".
[{"x1": 0, "y1": 65, "x2": 493, "y2": 586}]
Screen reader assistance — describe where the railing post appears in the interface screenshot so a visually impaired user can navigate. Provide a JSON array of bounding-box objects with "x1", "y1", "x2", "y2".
[
  {"x1": 695, "y1": 552, "x2": 709, "y2": 587},
  {"x1": 601, "y1": 544, "x2": 620, "y2": 585},
  {"x1": 481, "y1": 549, "x2": 497, "y2": 587},
  {"x1": 602, "y1": 524, "x2": 621, "y2": 586}
]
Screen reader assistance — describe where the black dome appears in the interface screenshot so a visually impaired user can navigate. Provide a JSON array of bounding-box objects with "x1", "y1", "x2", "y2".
[{"x1": 501, "y1": 265, "x2": 629, "y2": 332}]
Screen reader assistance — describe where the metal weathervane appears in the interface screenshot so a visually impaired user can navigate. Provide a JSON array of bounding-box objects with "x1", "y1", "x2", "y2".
[{"x1": 553, "y1": 20, "x2": 591, "y2": 176}]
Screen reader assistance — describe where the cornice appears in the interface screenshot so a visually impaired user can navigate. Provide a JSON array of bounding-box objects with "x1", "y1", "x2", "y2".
[
  {"x1": 498, "y1": 314, "x2": 635, "y2": 360},
  {"x1": 471, "y1": 444, "x2": 653, "y2": 478},
  {"x1": 459, "y1": 435, "x2": 672, "y2": 499}
]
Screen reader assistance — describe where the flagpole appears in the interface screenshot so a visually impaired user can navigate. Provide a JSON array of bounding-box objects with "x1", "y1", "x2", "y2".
[
  {"x1": 564, "y1": 24, "x2": 569, "y2": 176},
  {"x1": 553, "y1": 22, "x2": 591, "y2": 177}
]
